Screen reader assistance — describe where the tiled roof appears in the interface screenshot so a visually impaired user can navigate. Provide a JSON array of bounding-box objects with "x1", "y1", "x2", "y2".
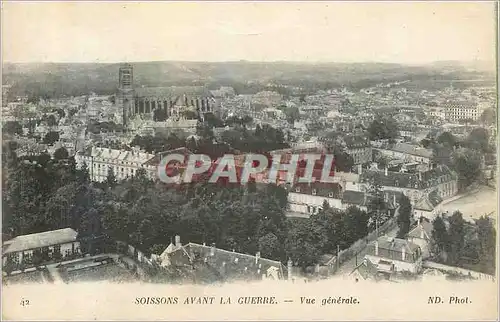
[
  {"x1": 292, "y1": 182, "x2": 343, "y2": 198},
  {"x1": 414, "y1": 189, "x2": 443, "y2": 211},
  {"x1": 366, "y1": 236, "x2": 422, "y2": 263},
  {"x1": 343, "y1": 135, "x2": 370, "y2": 149},
  {"x1": 3, "y1": 228, "x2": 78, "y2": 254},
  {"x1": 378, "y1": 143, "x2": 432, "y2": 158},
  {"x1": 135, "y1": 86, "x2": 213, "y2": 99},
  {"x1": 350, "y1": 258, "x2": 379, "y2": 280},
  {"x1": 85, "y1": 147, "x2": 155, "y2": 164},
  {"x1": 408, "y1": 221, "x2": 433, "y2": 240},
  {"x1": 342, "y1": 191, "x2": 367, "y2": 206},
  {"x1": 360, "y1": 165, "x2": 456, "y2": 190},
  {"x1": 164, "y1": 243, "x2": 285, "y2": 281}
]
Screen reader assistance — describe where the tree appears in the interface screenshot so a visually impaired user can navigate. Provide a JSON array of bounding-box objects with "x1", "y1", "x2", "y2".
[
  {"x1": 341, "y1": 206, "x2": 370, "y2": 248},
  {"x1": 77, "y1": 161, "x2": 90, "y2": 184},
  {"x1": 476, "y1": 216, "x2": 496, "y2": 274},
  {"x1": 396, "y1": 194, "x2": 412, "y2": 238},
  {"x1": 43, "y1": 131, "x2": 60, "y2": 145},
  {"x1": 104, "y1": 166, "x2": 117, "y2": 188},
  {"x1": 2, "y1": 121, "x2": 23, "y2": 136},
  {"x1": 437, "y1": 132, "x2": 457, "y2": 148},
  {"x1": 466, "y1": 128, "x2": 490, "y2": 153},
  {"x1": 447, "y1": 211, "x2": 466, "y2": 265},
  {"x1": 368, "y1": 117, "x2": 399, "y2": 141},
  {"x1": 479, "y1": 108, "x2": 496, "y2": 126},
  {"x1": 45, "y1": 114, "x2": 58, "y2": 127},
  {"x1": 258, "y1": 232, "x2": 280, "y2": 259},
  {"x1": 366, "y1": 173, "x2": 388, "y2": 231},
  {"x1": 286, "y1": 219, "x2": 327, "y2": 270},
  {"x1": 431, "y1": 215, "x2": 448, "y2": 259},
  {"x1": 53, "y1": 147, "x2": 69, "y2": 160},
  {"x1": 451, "y1": 148, "x2": 482, "y2": 191}
]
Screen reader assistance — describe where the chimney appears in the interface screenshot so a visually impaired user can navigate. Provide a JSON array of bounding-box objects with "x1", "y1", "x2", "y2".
[
  {"x1": 357, "y1": 164, "x2": 362, "y2": 174},
  {"x1": 174, "y1": 235, "x2": 181, "y2": 247},
  {"x1": 287, "y1": 258, "x2": 293, "y2": 281},
  {"x1": 363, "y1": 257, "x2": 368, "y2": 265},
  {"x1": 202, "y1": 242, "x2": 206, "y2": 246},
  {"x1": 315, "y1": 263, "x2": 320, "y2": 274},
  {"x1": 420, "y1": 225, "x2": 425, "y2": 239},
  {"x1": 255, "y1": 251, "x2": 261, "y2": 264},
  {"x1": 210, "y1": 244, "x2": 215, "y2": 256},
  {"x1": 384, "y1": 167, "x2": 388, "y2": 176},
  {"x1": 375, "y1": 241, "x2": 379, "y2": 256},
  {"x1": 402, "y1": 247, "x2": 406, "y2": 261},
  {"x1": 393, "y1": 194, "x2": 396, "y2": 207},
  {"x1": 418, "y1": 171, "x2": 422, "y2": 181}
]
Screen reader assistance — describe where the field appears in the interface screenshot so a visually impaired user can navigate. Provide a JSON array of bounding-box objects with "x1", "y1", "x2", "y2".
[{"x1": 61, "y1": 262, "x2": 138, "y2": 284}]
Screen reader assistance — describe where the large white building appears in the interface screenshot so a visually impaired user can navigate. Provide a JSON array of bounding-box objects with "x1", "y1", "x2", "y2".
[
  {"x1": 75, "y1": 147, "x2": 157, "y2": 182},
  {"x1": 443, "y1": 101, "x2": 490, "y2": 122}
]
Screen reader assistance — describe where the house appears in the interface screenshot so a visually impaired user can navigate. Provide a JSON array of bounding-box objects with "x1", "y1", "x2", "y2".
[
  {"x1": 413, "y1": 189, "x2": 444, "y2": 220},
  {"x1": 359, "y1": 165, "x2": 458, "y2": 205},
  {"x1": 407, "y1": 218, "x2": 433, "y2": 259},
  {"x1": 364, "y1": 236, "x2": 423, "y2": 274},
  {"x1": 159, "y1": 236, "x2": 286, "y2": 282},
  {"x1": 2, "y1": 228, "x2": 81, "y2": 271},
  {"x1": 75, "y1": 146, "x2": 157, "y2": 182},
  {"x1": 349, "y1": 258, "x2": 385, "y2": 282},
  {"x1": 343, "y1": 135, "x2": 372, "y2": 165},
  {"x1": 375, "y1": 142, "x2": 432, "y2": 164}
]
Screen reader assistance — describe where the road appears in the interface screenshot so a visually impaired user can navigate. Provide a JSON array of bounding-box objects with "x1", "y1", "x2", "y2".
[
  {"x1": 335, "y1": 225, "x2": 399, "y2": 276},
  {"x1": 439, "y1": 185, "x2": 497, "y2": 223}
]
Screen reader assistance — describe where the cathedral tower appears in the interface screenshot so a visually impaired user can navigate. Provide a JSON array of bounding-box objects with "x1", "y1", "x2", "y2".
[{"x1": 117, "y1": 64, "x2": 135, "y2": 126}]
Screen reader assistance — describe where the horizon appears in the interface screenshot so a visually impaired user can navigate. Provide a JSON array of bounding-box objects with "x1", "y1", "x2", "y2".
[{"x1": 2, "y1": 2, "x2": 496, "y2": 65}]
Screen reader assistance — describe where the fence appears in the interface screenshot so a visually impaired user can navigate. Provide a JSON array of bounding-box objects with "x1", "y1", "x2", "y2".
[
  {"x1": 423, "y1": 261, "x2": 495, "y2": 281},
  {"x1": 336, "y1": 217, "x2": 397, "y2": 268}
]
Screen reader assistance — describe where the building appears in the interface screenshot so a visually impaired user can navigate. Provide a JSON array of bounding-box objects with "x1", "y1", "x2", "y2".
[
  {"x1": 374, "y1": 142, "x2": 433, "y2": 164},
  {"x1": 75, "y1": 147, "x2": 157, "y2": 182},
  {"x1": 159, "y1": 236, "x2": 286, "y2": 281},
  {"x1": 2, "y1": 228, "x2": 81, "y2": 270},
  {"x1": 359, "y1": 165, "x2": 458, "y2": 206},
  {"x1": 443, "y1": 101, "x2": 490, "y2": 122},
  {"x1": 364, "y1": 236, "x2": 423, "y2": 274},
  {"x1": 116, "y1": 64, "x2": 218, "y2": 126},
  {"x1": 349, "y1": 258, "x2": 385, "y2": 282},
  {"x1": 343, "y1": 135, "x2": 372, "y2": 165},
  {"x1": 407, "y1": 219, "x2": 433, "y2": 259}
]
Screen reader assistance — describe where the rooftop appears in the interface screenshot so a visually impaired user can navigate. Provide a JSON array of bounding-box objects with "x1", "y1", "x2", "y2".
[
  {"x1": 3, "y1": 228, "x2": 78, "y2": 254},
  {"x1": 135, "y1": 86, "x2": 213, "y2": 99},
  {"x1": 378, "y1": 142, "x2": 433, "y2": 159},
  {"x1": 366, "y1": 236, "x2": 422, "y2": 263},
  {"x1": 360, "y1": 165, "x2": 457, "y2": 190}
]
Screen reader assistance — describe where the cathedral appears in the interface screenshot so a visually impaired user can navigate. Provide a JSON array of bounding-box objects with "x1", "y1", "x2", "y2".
[{"x1": 116, "y1": 64, "x2": 218, "y2": 126}]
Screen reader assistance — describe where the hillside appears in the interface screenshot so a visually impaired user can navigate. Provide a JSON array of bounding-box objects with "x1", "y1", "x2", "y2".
[{"x1": 2, "y1": 61, "x2": 495, "y2": 99}]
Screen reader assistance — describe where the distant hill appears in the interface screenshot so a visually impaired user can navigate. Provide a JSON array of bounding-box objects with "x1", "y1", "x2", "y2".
[{"x1": 2, "y1": 61, "x2": 495, "y2": 99}]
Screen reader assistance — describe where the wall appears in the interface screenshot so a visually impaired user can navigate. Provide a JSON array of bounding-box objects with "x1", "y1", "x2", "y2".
[
  {"x1": 423, "y1": 261, "x2": 495, "y2": 281},
  {"x1": 336, "y1": 217, "x2": 397, "y2": 268}
]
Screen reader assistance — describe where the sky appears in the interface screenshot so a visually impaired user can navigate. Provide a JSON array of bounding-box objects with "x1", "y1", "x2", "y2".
[{"x1": 1, "y1": 1, "x2": 497, "y2": 64}]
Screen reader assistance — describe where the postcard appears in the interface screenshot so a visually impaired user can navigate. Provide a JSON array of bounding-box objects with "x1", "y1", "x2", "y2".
[{"x1": 1, "y1": 1, "x2": 498, "y2": 321}]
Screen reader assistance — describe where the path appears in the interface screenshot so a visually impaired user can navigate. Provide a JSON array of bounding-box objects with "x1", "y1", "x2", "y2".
[{"x1": 335, "y1": 225, "x2": 399, "y2": 276}]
